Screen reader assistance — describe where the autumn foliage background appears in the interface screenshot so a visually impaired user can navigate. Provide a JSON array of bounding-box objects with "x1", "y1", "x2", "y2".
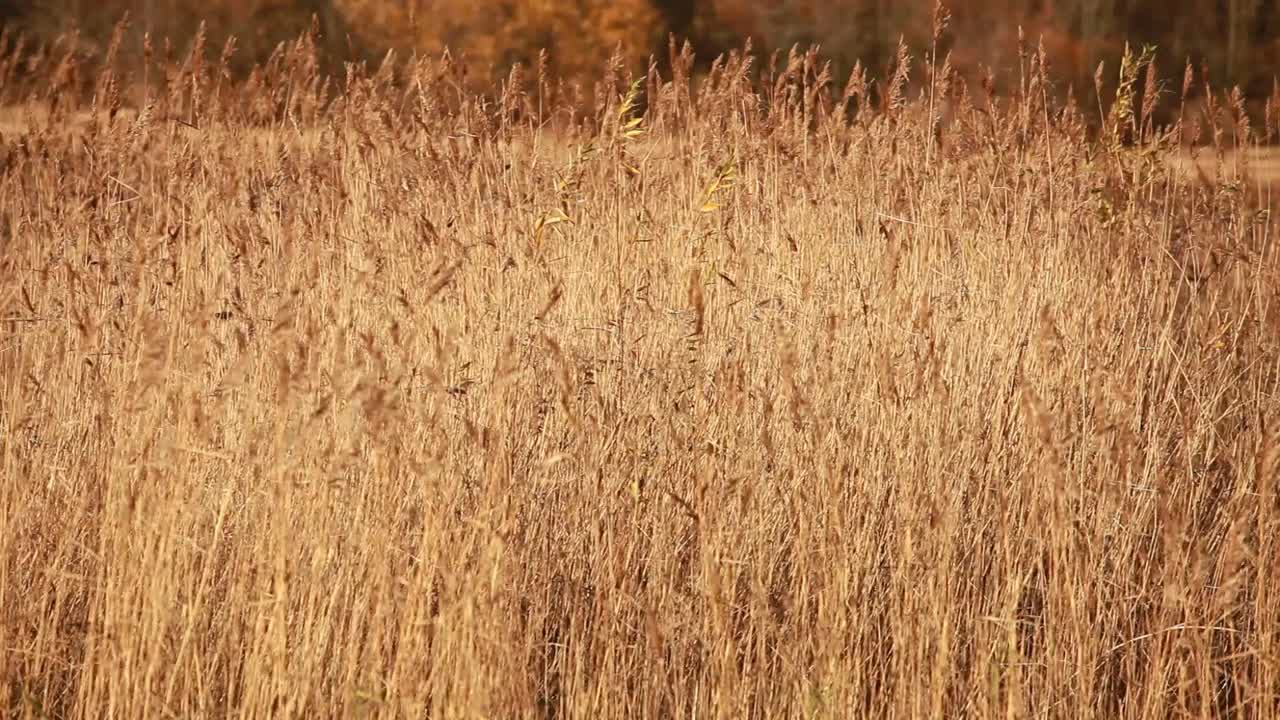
[{"x1": 4, "y1": 0, "x2": 1280, "y2": 104}]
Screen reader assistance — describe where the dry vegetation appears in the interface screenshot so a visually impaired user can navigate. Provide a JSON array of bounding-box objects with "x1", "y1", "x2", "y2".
[{"x1": 3, "y1": 22, "x2": 1280, "y2": 720}]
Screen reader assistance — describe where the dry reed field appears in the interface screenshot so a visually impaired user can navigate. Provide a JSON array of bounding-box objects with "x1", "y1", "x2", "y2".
[{"x1": 3, "y1": 23, "x2": 1280, "y2": 720}]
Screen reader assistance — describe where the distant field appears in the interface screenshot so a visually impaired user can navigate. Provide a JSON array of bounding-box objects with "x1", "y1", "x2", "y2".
[
  {"x1": 7, "y1": 102, "x2": 1278, "y2": 188},
  {"x1": 1167, "y1": 147, "x2": 1280, "y2": 187},
  {"x1": 3, "y1": 48, "x2": 1280, "y2": 719}
]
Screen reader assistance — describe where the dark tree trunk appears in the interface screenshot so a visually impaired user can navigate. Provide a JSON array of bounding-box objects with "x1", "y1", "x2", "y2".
[{"x1": 653, "y1": 0, "x2": 695, "y2": 38}]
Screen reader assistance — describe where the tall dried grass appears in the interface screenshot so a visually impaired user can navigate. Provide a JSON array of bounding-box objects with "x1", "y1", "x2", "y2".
[{"x1": 2, "y1": 22, "x2": 1279, "y2": 720}]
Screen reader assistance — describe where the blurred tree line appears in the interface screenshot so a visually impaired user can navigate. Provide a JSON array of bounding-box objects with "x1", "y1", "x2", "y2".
[{"x1": 3, "y1": 0, "x2": 1278, "y2": 100}]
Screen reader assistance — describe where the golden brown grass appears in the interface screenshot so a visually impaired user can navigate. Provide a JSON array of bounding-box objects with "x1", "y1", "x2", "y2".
[{"x1": 2, "y1": 29, "x2": 1280, "y2": 719}]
